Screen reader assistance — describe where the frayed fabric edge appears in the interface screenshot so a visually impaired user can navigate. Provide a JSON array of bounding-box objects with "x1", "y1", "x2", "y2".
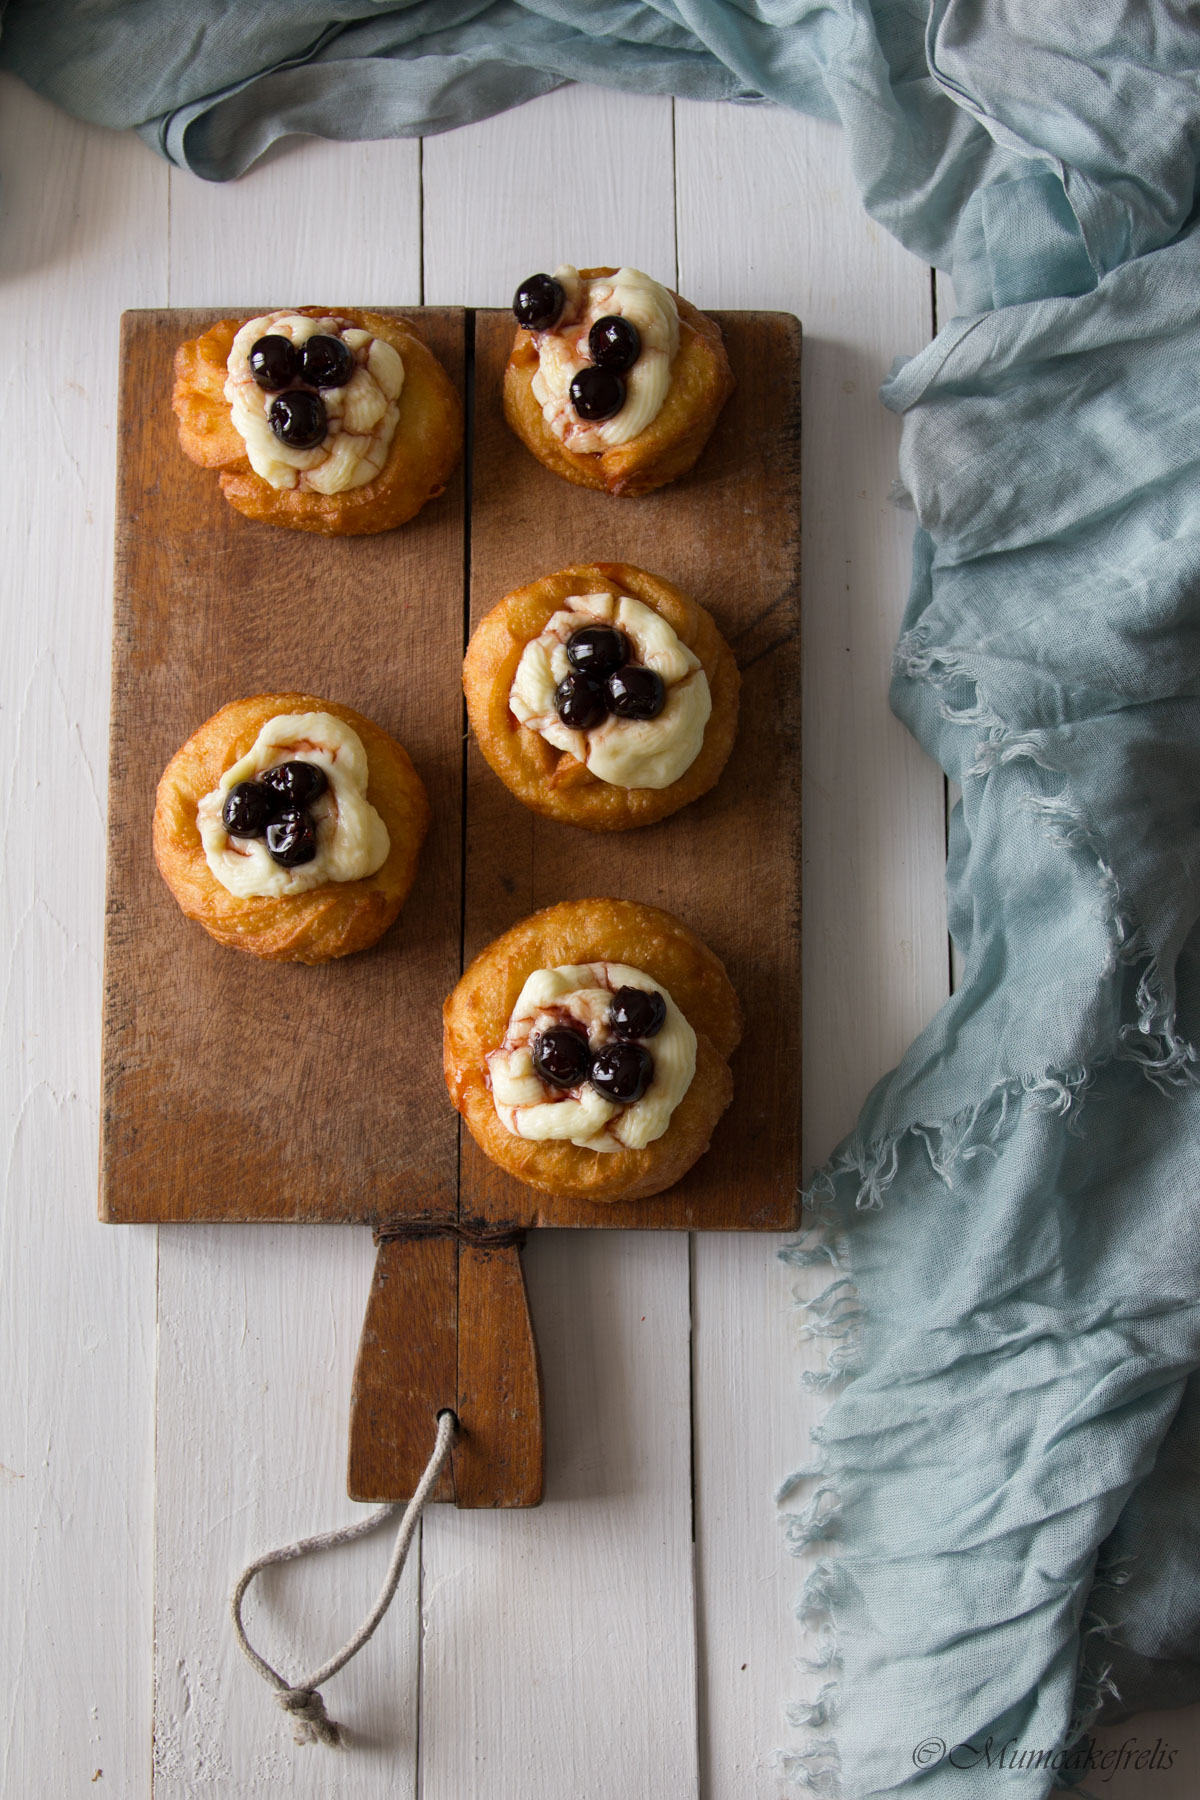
[
  {"x1": 775, "y1": 1086, "x2": 1153, "y2": 1796},
  {"x1": 815, "y1": 1063, "x2": 1098, "y2": 1223},
  {"x1": 775, "y1": 1242, "x2": 862, "y2": 1690},
  {"x1": 1050, "y1": 1559, "x2": 1135, "y2": 1797},
  {"x1": 1069, "y1": 1557, "x2": 1134, "y2": 1741},
  {"x1": 1022, "y1": 791, "x2": 1196, "y2": 1088},
  {"x1": 777, "y1": 647, "x2": 1196, "y2": 1790},
  {"x1": 894, "y1": 623, "x2": 1198, "y2": 1094},
  {"x1": 775, "y1": 1557, "x2": 853, "y2": 1794},
  {"x1": 776, "y1": 1207, "x2": 856, "y2": 1795},
  {"x1": 892, "y1": 627, "x2": 1016, "y2": 759}
]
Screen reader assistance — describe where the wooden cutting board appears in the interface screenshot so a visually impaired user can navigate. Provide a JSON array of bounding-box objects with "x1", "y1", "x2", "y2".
[{"x1": 102, "y1": 305, "x2": 801, "y2": 1503}]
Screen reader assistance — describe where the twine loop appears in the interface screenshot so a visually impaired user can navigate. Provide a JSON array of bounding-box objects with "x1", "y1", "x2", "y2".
[{"x1": 231, "y1": 1407, "x2": 457, "y2": 1748}]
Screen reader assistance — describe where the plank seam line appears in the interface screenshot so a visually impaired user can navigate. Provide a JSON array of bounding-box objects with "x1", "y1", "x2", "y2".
[
  {"x1": 455, "y1": 308, "x2": 476, "y2": 1217},
  {"x1": 418, "y1": 140, "x2": 426, "y2": 307},
  {"x1": 449, "y1": 308, "x2": 475, "y2": 1527},
  {"x1": 670, "y1": 99, "x2": 681, "y2": 294}
]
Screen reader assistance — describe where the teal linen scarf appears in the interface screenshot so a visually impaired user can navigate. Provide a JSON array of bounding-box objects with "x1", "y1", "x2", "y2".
[{"x1": 9, "y1": 4, "x2": 1200, "y2": 1794}]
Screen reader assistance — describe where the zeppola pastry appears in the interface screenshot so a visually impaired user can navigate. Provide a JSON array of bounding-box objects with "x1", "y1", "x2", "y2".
[
  {"x1": 444, "y1": 898, "x2": 741, "y2": 1203},
  {"x1": 153, "y1": 693, "x2": 430, "y2": 962},
  {"x1": 172, "y1": 307, "x2": 462, "y2": 534},
  {"x1": 503, "y1": 265, "x2": 735, "y2": 496},
  {"x1": 463, "y1": 562, "x2": 739, "y2": 830}
]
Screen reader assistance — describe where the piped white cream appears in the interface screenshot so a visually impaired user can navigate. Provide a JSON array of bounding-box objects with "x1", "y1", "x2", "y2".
[
  {"x1": 225, "y1": 312, "x2": 404, "y2": 493},
  {"x1": 197, "y1": 711, "x2": 389, "y2": 899},
  {"x1": 529, "y1": 266, "x2": 679, "y2": 452},
  {"x1": 487, "y1": 962, "x2": 696, "y2": 1153},
  {"x1": 510, "y1": 590, "x2": 711, "y2": 790}
]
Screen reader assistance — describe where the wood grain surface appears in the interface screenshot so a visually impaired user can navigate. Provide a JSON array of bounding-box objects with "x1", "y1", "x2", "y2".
[
  {"x1": 101, "y1": 306, "x2": 801, "y2": 1232},
  {"x1": 455, "y1": 1240, "x2": 544, "y2": 1506},
  {"x1": 346, "y1": 1233, "x2": 544, "y2": 1505},
  {"x1": 102, "y1": 307, "x2": 467, "y2": 1225},
  {"x1": 346, "y1": 1233, "x2": 459, "y2": 1504},
  {"x1": 463, "y1": 310, "x2": 802, "y2": 1231}
]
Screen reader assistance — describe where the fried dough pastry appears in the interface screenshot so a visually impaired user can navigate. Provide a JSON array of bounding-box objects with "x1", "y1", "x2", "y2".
[
  {"x1": 154, "y1": 692, "x2": 430, "y2": 963},
  {"x1": 503, "y1": 268, "x2": 734, "y2": 497},
  {"x1": 444, "y1": 898, "x2": 741, "y2": 1203},
  {"x1": 172, "y1": 308, "x2": 462, "y2": 534},
  {"x1": 463, "y1": 562, "x2": 739, "y2": 831}
]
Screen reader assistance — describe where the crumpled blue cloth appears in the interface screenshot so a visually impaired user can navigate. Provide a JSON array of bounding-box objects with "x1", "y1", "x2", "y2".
[{"x1": 9, "y1": 3, "x2": 1200, "y2": 1795}]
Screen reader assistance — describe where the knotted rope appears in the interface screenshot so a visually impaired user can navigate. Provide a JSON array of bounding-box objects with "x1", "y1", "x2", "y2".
[
  {"x1": 373, "y1": 1219, "x2": 527, "y2": 1250},
  {"x1": 230, "y1": 1407, "x2": 457, "y2": 1747}
]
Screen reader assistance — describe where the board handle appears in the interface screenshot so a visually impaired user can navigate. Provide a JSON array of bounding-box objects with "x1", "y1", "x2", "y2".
[{"x1": 347, "y1": 1230, "x2": 544, "y2": 1508}]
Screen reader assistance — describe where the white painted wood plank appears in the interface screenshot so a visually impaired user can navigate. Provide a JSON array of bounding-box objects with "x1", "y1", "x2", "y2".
[
  {"x1": 152, "y1": 1224, "x2": 422, "y2": 1794},
  {"x1": 936, "y1": 278, "x2": 965, "y2": 995},
  {"x1": 423, "y1": 1231, "x2": 697, "y2": 1799},
  {"x1": 420, "y1": 88, "x2": 700, "y2": 1800},
  {"x1": 689, "y1": 1233, "x2": 821, "y2": 1797},
  {"x1": 421, "y1": 85, "x2": 679, "y2": 304},
  {"x1": 675, "y1": 100, "x2": 948, "y2": 1795},
  {"x1": 0, "y1": 75, "x2": 165, "y2": 1797},
  {"x1": 166, "y1": 136, "x2": 422, "y2": 308},
  {"x1": 154, "y1": 136, "x2": 424, "y2": 1795}
]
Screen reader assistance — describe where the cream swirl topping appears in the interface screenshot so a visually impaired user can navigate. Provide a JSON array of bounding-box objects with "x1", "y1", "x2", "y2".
[
  {"x1": 510, "y1": 590, "x2": 711, "y2": 790},
  {"x1": 487, "y1": 963, "x2": 696, "y2": 1153},
  {"x1": 225, "y1": 312, "x2": 405, "y2": 494},
  {"x1": 529, "y1": 266, "x2": 679, "y2": 452},
  {"x1": 197, "y1": 712, "x2": 390, "y2": 899}
]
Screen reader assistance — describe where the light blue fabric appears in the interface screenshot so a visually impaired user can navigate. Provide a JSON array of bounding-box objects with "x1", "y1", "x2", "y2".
[
  {"x1": 7, "y1": 4, "x2": 1200, "y2": 1795},
  {"x1": 788, "y1": 202, "x2": 1200, "y2": 1794}
]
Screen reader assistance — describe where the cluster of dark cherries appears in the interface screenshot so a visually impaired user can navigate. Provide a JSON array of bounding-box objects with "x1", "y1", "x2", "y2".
[
  {"x1": 248, "y1": 332, "x2": 356, "y2": 450},
  {"x1": 512, "y1": 279, "x2": 670, "y2": 1105},
  {"x1": 514, "y1": 273, "x2": 642, "y2": 423},
  {"x1": 555, "y1": 624, "x2": 666, "y2": 731},
  {"x1": 221, "y1": 762, "x2": 329, "y2": 868},
  {"x1": 532, "y1": 985, "x2": 667, "y2": 1106}
]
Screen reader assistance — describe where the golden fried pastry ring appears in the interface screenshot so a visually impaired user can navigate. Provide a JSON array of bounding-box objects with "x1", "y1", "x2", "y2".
[
  {"x1": 503, "y1": 268, "x2": 735, "y2": 497},
  {"x1": 172, "y1": 308, "x2": 463, "y2": 534},
  {"x1": 154, "y1": 692, "x2": 430, "y2": 963},
  {"x1": 463, "y1": 561, "x2": 740, "y2": 831},
  {"x1": 444, "y1": 898, "x2": 742, "y2": 1203}
]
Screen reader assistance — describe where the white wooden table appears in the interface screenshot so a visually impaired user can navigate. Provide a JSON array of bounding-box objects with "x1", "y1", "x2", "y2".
[{"x1": 3, "y1": 68, "x2": 1194, "y2": 1799}]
